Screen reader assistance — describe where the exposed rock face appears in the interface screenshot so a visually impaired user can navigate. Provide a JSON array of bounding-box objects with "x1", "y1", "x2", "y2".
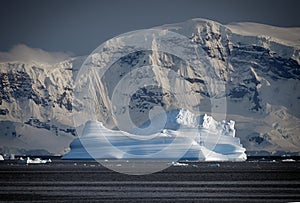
[{"x1": 0, "y1": 18, "x2": 299, "y2": 155}]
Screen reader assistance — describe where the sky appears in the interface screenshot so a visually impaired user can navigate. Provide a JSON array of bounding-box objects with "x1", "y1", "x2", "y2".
[{"x1": 0, "y1": 0, "x2": 299, "y2": 56}]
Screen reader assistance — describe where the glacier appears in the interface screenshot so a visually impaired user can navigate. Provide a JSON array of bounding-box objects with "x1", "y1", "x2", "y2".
[{"x1": 62, "y1": 109, "x2": 247, "y2": 161}]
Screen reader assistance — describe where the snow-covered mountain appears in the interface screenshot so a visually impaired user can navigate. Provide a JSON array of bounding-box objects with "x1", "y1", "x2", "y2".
[{"x1": 0, "y1": 18, "x2": 299, "y2": 156}]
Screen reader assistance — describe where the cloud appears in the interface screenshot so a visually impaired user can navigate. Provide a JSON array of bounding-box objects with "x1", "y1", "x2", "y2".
[{"x1": 0, "y1": 44, "x2": 73, "y2": 64}]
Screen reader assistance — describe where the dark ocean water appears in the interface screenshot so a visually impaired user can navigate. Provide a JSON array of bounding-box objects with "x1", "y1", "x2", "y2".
[{"x1": 0, "y1": 159, "x2": 300, "y2": 202}]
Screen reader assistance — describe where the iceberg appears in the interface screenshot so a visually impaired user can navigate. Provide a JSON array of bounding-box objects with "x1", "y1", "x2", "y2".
[{"x1": 63, "y1": 109, "x2": 247, "y2": 161}]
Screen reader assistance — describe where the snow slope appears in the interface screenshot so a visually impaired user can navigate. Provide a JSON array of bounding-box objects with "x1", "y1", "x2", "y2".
[{"x1": 226, "y1": 22, "x2": 300, "y2": 49}]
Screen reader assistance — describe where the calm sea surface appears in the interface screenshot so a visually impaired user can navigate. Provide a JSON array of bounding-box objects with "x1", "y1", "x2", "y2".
[{"x1": 0, "y1": 159, "x2": 299, "y2": 202}]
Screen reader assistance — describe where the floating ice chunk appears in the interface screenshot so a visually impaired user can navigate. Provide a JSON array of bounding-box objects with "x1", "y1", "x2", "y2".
[
  {"x1": 282, "y1": 159, "x2": 296, "y2": 162},
  {"x1": 172, "y1": 161, "x2": 188, "y2": 167}
]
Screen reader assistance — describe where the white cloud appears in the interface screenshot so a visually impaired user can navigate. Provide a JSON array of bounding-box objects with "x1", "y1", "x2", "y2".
[{"x1": 0, "y1": 44, "x2": 73, "y2": 64}]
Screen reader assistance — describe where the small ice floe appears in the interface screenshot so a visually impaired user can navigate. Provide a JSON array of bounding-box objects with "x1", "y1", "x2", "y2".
[
  {"x1": 19, "y1": 157, "x2": 52, "y2": 164},
  {"x1": 10, "y1": 154, "x2": 15, "y2": 160},
  {"x1": 282, "y1": 159, "x2": 296, "y2": 162},
  {"x1": 210, "y1": 163, "x2": 220, "y2": 167},
  {"x1": 172, "y1": 161, "x2": 188, "y2": 167}
]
